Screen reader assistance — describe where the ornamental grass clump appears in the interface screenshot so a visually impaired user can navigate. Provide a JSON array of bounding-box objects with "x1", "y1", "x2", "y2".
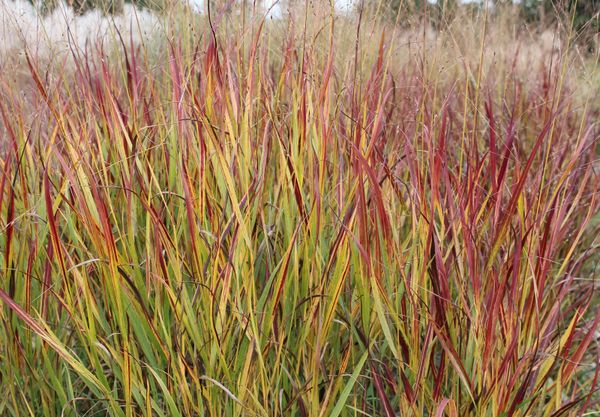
[
  {"x1": 0, "y1": 0, "x2": 161, "y2": 61},
  {"x1": 0, "y1": 2, "x2": 598, "y2": 416}
]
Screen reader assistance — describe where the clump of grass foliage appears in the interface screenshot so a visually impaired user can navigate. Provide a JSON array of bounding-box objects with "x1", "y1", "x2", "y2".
[{"x1": 0, "y1": 1, "x2": 599, "y2": 416}]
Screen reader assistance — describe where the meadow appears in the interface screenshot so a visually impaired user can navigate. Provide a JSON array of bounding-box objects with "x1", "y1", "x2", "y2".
[{"x1": 0, "y1": 0, "x2": 598, "y2": 416}]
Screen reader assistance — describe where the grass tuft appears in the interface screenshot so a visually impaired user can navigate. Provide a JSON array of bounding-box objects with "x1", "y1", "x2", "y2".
[{"x1": 0, "y1": 2, "x2": 598, "y2": 416}]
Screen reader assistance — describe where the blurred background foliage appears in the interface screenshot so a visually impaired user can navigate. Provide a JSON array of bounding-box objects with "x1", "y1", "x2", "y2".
[
  {"x1": 371, "y1": 0, "x2": 597, "y2": 47},
  {"x1": 25, "y1": 0, "x2": 599, "y2": 51},
  {"x1": 37, "y1": 0, "x2": 167, "y2": 15},
  {"x1": 519, "y1": 0, "x2": 598, "y2": 49}
]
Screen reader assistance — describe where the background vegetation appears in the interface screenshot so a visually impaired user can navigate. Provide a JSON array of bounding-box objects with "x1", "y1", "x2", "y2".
[{"x1": 0, "y1": 0, "x2": 598, "y2": 416}]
